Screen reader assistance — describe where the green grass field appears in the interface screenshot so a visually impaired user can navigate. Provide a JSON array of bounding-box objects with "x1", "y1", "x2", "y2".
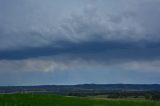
[{"x1": 0, "y1": 93, "x2": 159, "y2": 106}]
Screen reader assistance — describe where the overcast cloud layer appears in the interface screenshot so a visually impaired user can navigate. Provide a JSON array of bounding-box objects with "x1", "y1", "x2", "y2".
[{"x1": 0, "y1": 0, "x2": 160, "y2": 85}]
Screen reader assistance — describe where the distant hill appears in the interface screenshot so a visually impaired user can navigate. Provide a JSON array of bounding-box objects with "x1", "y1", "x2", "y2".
[{"x1": 0, "y1": 84, "x2": 160, "y2": 94}]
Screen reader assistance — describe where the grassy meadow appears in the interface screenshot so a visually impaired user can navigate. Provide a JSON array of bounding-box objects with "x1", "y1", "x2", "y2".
[{"x1": 0, "y1": 93, "x2": 159, "y2": 106}]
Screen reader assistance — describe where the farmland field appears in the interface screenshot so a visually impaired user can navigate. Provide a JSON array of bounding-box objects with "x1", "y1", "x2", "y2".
[{"x1": 0, "y1": 93, "x2": 159, "y2": 106}]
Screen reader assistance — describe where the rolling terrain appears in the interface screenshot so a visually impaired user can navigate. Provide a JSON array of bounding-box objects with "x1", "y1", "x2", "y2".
[{"x1": 0, "y1": 93, "x2": 159, "y2": 106}]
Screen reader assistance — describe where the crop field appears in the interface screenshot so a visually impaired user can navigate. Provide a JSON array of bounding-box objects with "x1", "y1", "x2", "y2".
[{"x1": 0, "y1": 93, "x2": 159, "y2": 106}]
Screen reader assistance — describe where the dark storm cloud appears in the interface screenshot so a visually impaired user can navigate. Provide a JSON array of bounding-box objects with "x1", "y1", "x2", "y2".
[
  {"x1": 0, "y1": 41, "x2": 160, "y2": 62},
  {"x1": 1, "y1": 0, "x2": 160, "y2": 62}
]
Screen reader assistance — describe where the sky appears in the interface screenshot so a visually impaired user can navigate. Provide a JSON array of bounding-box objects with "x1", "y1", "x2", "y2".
[{"x1": 0, "y1": 0, "x2": 160, "y2": 86}]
